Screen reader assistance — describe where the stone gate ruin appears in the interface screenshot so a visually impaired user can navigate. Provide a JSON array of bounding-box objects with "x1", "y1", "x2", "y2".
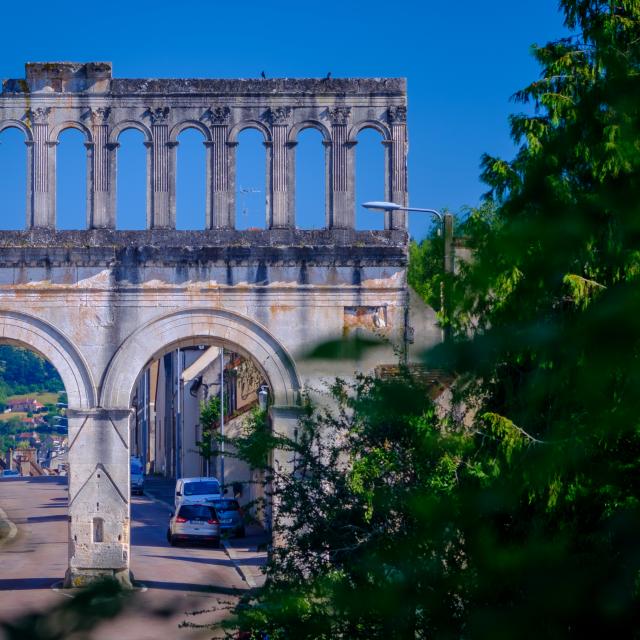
[{"x1": 0, "y1": 62, "x2": 410, "y2": 586}]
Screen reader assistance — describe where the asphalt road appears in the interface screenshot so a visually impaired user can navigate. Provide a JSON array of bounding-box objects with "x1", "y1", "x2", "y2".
[{"x1": 0, "y1": 476, "x2": 247, "y2": 639}]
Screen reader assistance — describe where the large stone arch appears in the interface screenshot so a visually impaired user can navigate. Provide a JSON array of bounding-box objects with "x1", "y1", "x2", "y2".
[
  {"x1": 0, "y1": 310, "x2": 96, "y2": 409},
  {"x1": 100, "y1": 307, "x2": 301, "y2": 409}
]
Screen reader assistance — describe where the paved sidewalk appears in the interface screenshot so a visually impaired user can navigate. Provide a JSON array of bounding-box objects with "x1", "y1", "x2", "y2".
[{"x1": 143, "y1": 476, "x2": 269, "y2": 589}]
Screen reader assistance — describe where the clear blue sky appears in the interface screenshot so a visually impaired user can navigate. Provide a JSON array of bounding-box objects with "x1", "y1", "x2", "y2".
[{"x1": 0, "y1": 0, "x2": 566, "y2": 239}]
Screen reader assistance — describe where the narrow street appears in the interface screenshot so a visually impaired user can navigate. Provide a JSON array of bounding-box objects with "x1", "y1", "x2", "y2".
[{"x1": 0, "y1": 476, "x2": 252, "y2": 639}]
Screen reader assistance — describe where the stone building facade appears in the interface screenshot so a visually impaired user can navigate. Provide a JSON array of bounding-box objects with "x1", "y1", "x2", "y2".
[{"x1": 0, "y1": 62, "x2": 416, "y2": 586}]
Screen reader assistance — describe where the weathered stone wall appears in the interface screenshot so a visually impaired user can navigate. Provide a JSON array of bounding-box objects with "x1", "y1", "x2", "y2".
[
  {"x1": 0, "y1": 228, "x2": 408, "y2": 585},
  {"x1": 0, "y1": 62, "x2": 408, "y2": 231},
  {"x1": 0, "y1": 63, "x2": 412, "y2": 586}
]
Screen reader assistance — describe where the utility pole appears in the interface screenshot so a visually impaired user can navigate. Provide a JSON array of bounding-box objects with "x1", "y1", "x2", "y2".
[{"x1": 219, "y1": 347, "x2": 225, "y2": 490}]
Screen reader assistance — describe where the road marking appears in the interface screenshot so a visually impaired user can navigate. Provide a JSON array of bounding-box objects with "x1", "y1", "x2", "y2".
[{"x1": 223, "y1": 540, "x2": 257, "y2": 588}]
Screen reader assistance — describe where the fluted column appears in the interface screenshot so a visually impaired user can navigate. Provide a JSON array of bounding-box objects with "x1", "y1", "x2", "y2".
[
  {"x1": 388, "y1": 105, "x2": 408, "y2": 230},
  {"x1": 265, "y1": 107, "x2": 292, "y2": 229},
  {"x1": 148, "y1": 107, "x2": 171, "y2": 229},
  {"x1": 286, "y1": 140, "x2": 297, "y2": 227},
  {"x1": 88, "y1": 108, "x2": 113, "y2": 228},
  {"x1": 205, "y1": 107, "x2": 233, "y2": 228},
  {"x1": 26, "y1": 108, "x2": 53, "y2": 228},
  {"x1": 327, "y1": 107, "x2": 353, "y2": 229}
]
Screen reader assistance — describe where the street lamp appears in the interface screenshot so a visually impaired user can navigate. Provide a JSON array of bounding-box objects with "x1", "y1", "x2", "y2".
[{"x1": 362, "y1": 201, "x2": 454, "y2": 341}]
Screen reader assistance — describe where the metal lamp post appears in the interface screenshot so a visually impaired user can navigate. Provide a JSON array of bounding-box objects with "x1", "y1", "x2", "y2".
[{"x1": 362, "y1": 201, "x2": 454, "y2": 341}]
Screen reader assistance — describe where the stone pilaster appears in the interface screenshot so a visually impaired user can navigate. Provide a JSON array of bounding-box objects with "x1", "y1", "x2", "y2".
[
  {"x1": 26, "y1": 108, "x2": 53, "y2": 229},
  {"x1": 88, "y1": 108, "x2": 113, "y2": 228},
  {"x1": 64, "y1": 408, "x2": 132, "y2": 588},
  {"x1": 268, "y1": 405, "x2": 302, "y2": 541},
  {"x1": 205, "y1": 107, "x2": 233, "y2": 228},
  {"x1": 148, "y1": 107, "x2": 171, "y2": 229},
  {"x1": 327, "y1": 107, "x2": 353, "y2": 229},
  {"x1": 388, "y1": 106, "x2": 408, "y2": 230},
  {"x1": 265, "y1": 107, "x2": 293, "y2": 229}
]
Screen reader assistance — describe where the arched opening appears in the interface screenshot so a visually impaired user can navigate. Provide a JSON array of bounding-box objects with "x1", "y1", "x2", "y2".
[
  {"x1": 127, "y1": 339, "x2": 273, "y2": 588},
  {"x1": 56, "y1": 128, "x2": 88, "y2": 230},
  {"x1": 355, "y1": 128, "x2": 386, "y2": 230},
  {"x1": 176, "y1": 128, "x2": 206, "y2": 230},
  {"x1": 295, "y1": 127, "x2": 326, "y2": 229},
  {"x1": 0, "y1": 342, "x2": 70, "y2": 590},
  {"x1": 236, "y1": 128, "x2": 267, "y2": 230},
  {"x1": 0, "y1": 127, "x2": 27, "y2": 230},
  {"x1": 116, "y1": 128, "x2": 147, "y2": 230},
  {"x1": 98, "y1": 308, "x2": 299, "y2": 588}
]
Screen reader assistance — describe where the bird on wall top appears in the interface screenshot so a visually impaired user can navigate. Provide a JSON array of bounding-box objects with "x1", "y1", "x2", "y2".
[
  {"x1": 261, "y1": 71, "x2": 266, "y2": 79},
  {"x1": 325, "y1": 72, "x2": 332, "y2": 80}
]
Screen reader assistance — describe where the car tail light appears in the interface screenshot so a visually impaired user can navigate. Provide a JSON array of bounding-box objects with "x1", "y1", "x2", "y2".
[
  {"x1": 176, "y1": 516, "x2": 187, "y2": 523},
  {"x1": 207, "y1": 518, "x2": 219, "y2": 525}
]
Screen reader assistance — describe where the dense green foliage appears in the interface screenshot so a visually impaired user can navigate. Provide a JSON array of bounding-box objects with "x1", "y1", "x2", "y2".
[
  {"x1": 229, "y1": 1, "x2": 640, "y2": 637},
  {"x1": 0, "y1": 345, "x2": 63, "y2": 405},
  {"x1": 197, "y1": 395, "x2": 222, "y2": 468}
]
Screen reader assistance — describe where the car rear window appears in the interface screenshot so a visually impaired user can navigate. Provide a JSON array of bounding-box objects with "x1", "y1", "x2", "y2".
[
  {"x1": 178, "y1": 505, "x2": 216, "y2": 520},
  {"x1": 131, "y1": 462, "x2": 143, "y2": 474},
  {"x1": 184, "y1": 481, "x2": 220, "y2": 496},
  {"x1": 213, "y1": 499, "x2": 240, "y2": 511}
]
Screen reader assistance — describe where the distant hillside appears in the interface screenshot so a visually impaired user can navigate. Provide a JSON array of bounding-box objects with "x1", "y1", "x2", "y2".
[{"x1": 0, "y1": 346, "x2": 64, "y2": 403}]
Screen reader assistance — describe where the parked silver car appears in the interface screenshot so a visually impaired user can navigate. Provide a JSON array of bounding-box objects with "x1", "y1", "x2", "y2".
[
  {"x1": 167, "y1": 504, "x2": 220, "y2": 547},
  {"x1": 130, "y1": 457, "x2": 144, "y2": 495},
  {"x1": 211, "y1": 499, "x2": 246, "y2": 537}
]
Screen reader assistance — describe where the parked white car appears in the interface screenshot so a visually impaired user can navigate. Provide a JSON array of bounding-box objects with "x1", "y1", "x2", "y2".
[
  {"x1": 175, "y1": 477, "x2": 222, "y2": 509},
  {"x1": 167, "y1": 503, "x2": 220, "y2": 547}
]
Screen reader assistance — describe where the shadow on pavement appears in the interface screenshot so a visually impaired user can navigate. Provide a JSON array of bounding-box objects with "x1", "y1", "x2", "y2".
[
  {"x1": 140, "y1": 580, "x2": 244, "y2": 595},
  {"x1": 0, "y1": 577, "x2": 58, "y2": 590}
]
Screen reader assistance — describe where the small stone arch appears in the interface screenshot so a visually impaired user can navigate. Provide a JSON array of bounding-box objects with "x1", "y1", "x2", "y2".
[
  {"x1": 0, "y1": 310, "x2": 96, "y2": 409},
  {"x1": 100, "y1": 308, "x2": 300, "y2": 409},
  {"x1": 109, "y1": 120, "x2": 153, "y2": 144},
  {"x1": 169, "y1": 120, "x2": 212, "y2": 144},
  {"x1": 50, "y1": 121, "x2": 93, "y2": 144},
  {"x1": 228, "y1": 120, "x2": 272, "y2": 144},
  {"x1": 287, "y1": 120, "x2": 331, "y2": 144},
  {"x1": 0, "y1": 119, "x2": 33, "y2": 142},
  {"x1": 347, "y1": 120, "x2": 392, "y2": 144}
]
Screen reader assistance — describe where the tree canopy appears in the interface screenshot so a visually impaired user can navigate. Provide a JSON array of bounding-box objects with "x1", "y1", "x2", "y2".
[{"x1": 228, "y1": 1, "x2": 640, "y2": 637}]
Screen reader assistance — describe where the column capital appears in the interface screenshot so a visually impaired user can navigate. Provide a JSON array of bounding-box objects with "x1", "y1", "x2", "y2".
[
  {"x1": 326, "y1": 106, "x2": 351, "y2": 126},
  {"x1": 203, "y1": 106, "x2": 232, "y2": 125},
  {"x1": 387, "y1": 105, "x2": 407, "y2": 124},
  {"x1": 166, "y1": 141, "x2": 179, "y2": 148},
  {"x1": 269, "y1": 404, "x2": 303, "y2": 420},
  {"x1": 263, "y1": 106, "x2": 293, "y2": 126},
  {"x1": 147, "y1": 106, "x2": 170, "y2": 125}
]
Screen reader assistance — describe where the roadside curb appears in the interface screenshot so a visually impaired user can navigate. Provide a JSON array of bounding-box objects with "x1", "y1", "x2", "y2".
[
  {"x1": 142, "y1": 489, "x2": 260, "y2": 589},
  {"x1": 222, "y1": 540, "x2": 258, "y2": 588},
  {"x1": 0, "y1": 506, "x2": 18, "y2": 546}
]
